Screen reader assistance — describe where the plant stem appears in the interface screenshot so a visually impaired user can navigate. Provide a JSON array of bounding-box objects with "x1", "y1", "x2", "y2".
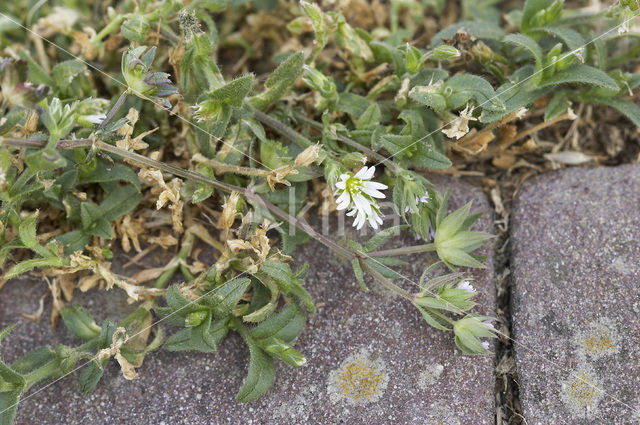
[
  {"x1": 93, "y1": 14, "x2": 128, "y2": 44},
  {"x1": 292, "y1": 111, "x2": 403, "y2": 174},
  {"x1": 253, "y1": 110, "x2": 313, "y2": 149},
  {"x1": 359, "y1": 258, "x2": 412, "y2": 299},
  {"x1": 423, "y1": 306, "x2": 455, "y2": 326},
  {"x1": 367, "y1": 243, "x2": 436, "y2": 257},
  {"x1": 100, "y1": 90, "x2": 129, "y2": 129},
  {"x1": 192, "y1": 153, "x2": 271, "y2": 177}
]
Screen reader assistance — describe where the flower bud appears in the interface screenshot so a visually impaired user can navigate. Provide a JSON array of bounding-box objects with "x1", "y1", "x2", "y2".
[
  {"x1": 185, "y1": 311, "x2": 208, "y2": 327},
  {"x1": 340, "y1": 151, "x2": 367, "y2": 168},
  {"x1": 453, "y1": 315, "x2": 497, "y2": 355},
  {"x1": 433, "y1": 45, "x2": 461, "y2": 61},
  {"x1": 264, "y1": 338, "x2": 308, "y2": 367}
]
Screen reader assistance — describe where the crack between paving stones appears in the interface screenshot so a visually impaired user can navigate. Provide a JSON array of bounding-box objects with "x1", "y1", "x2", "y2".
[{"x1": 492, "y1": 208, "x2": 525, "y2": 425}]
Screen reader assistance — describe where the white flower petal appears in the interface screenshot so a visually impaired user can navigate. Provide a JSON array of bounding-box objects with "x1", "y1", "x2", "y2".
[
  {"x1": 361, "y1": 185, "x2": 386, "y2": 199},
  {"x1": 364, "y1": 181, "x2": 387, "y2": 190},
  {"x1": 353, "y1": 193, "x2": 372, "y2": 215},
  {"x1": 354, "y1": 166, "x2": 370, "y2": 179},
  {"x1": 335, "y1": 180, "x2": 346, "y2": 190}
]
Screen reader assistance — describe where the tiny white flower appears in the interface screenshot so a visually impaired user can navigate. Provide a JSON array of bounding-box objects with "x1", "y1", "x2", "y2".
[
  {"x1": 482, "y1": 341, "x2": 490, "y2": 350},
  {"x1": 334, "y1": 166, "x2": 387, "y2": 230},
  {"x1": 457, "y1": 280, "x2": 476, "y2": 293},
  {"x1": 483, "y1": 320, "x2": 495, "y2": 331},
  {"x1": 404, "y1": 192, "x2": 431, "y2": 213},
  {"x1": 83, "y1": 113, "x2": 107, "y2": 124},
  {"x1": 442, "y1": 104, "x2": 477, "y2": 140}
]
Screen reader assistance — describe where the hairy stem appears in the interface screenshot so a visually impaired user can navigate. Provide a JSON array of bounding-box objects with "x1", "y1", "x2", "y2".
[
  {"x1": 359, "y1": 259, "x2": 412, "y2": 299},
  {"x1": 367, "y1": 243, "x2": 436, "y2": 257},
  {"x1": 192, "y1": 153, "x2": 271, "y2": 177},
  {"x1": 253, "y1": 110, "x2": 313, "y2": 149},
  {"x1": 292, "y1": 111, "x2": 403, "y2": 174},
  {"x1": 100, "y1": 90, "x2": 129, "y2": 129}
]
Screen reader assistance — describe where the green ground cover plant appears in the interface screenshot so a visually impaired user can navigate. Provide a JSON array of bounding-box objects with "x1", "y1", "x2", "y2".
[{"x1": 0, "y1": 0, "x2": 639, "y2": 422}]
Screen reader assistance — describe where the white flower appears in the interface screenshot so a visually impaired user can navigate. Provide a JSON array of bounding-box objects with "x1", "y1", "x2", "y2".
[
  {"x1": 404, "y1": 192, "x2": 430, "y2": 213},
  {"x1": 482, "y1": 341, "x2": 490, "y2": 350},
  {"x1": 442, "y1": 104, "x2": 477, "y2": 139},
  {"x1": 483, "y1": 320, "x2": 495, "y2": 331},
  {"x1": 83, "y1": 113, "x2": 107, "y2": 124},
  {"x1": 457, "y1": 280, "x2": 476, "y2": 293},
  {"x1": 334, "y1": 166, "x2": 387, "y2": 230}
]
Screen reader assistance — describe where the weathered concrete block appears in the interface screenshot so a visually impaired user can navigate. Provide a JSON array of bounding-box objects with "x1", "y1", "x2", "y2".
[{"x1": 511, "y1": 164, "x2": 640, "y2": 424}]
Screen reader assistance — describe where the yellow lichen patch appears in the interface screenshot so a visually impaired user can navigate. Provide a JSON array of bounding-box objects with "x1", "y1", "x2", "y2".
[
  {"x1": 327, "y1": 349, "x2": 389, "y2": 406},
  {"x1": 575, "y1": 318, "x2": 620, "y2": 360},
  {"x1": 560, "y1": 366, "x2": 603, "y2": 419},
  {"x1": 337, "y1": 359, "x2": 383, "y2": 401}
]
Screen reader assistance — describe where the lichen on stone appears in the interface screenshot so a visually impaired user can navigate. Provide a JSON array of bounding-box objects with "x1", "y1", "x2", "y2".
[
  {"x1": 575, "y1": 317, "x2": 620, "y2": 360},
  {"x1": 327, "y1": 348, "x2": 389, "y2": 406},
  {"x1": 560, "y1": 365, "x2": 604, "y2": 419},
  {"x1": 425, "y1": 402, "x2": 460, "y2": 425},
  {"x1": 418, "y1": 363, "x2": 444, "y2": 389}
]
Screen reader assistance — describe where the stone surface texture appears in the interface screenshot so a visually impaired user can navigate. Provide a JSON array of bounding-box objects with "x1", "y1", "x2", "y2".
[
  {"x1": 511, "y1": 164, "x2": 640, "y2": 425},
  {"x1": 1, "y1": 175, "x2": 495, "y2": 424}
]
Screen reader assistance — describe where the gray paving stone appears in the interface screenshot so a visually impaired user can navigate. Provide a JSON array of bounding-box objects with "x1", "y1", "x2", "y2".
[
  {"x1": 511, "y1": 164, "x2": 640, "y2": 425},
  {"x1": 1, "y1": 176, "x2": 495, "y2": 424}
]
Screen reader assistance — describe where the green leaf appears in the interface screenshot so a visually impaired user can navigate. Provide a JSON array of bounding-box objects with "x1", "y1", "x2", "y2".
[
  {"x1": 532, "y1": 27, "x2": 585, "y2": 51},
  {"x1": 540, "y1": 65, "x2": 619, "y2": 90},
  {"x1": 352, "y1": 258, "x2": 367, "y2": 291},
  {"x1": 210, "y1": 74, "x2": 254, "y2": 107},
  {"x1": 364, "y1": 225, "x2": 407, "y2": 252},
  {"x1": 444, "y1": 74, "x2": 504, "y2": 113},
  {"x1": 78, "y1": 359, "x2": 109, "y2": 395},
  {"x1": 409, "y1": 87, "x2": 447, "y2": 112},
  {"x1": 521, "y1": 0, "x2": 554, "y2": 33},
  {"x1": 55, "y1": 230, "x2": 91, "y2": 255},
  {"x1": 412, "y1": 143, "x2": 452, "y2": 170},
  {"x1": 249, "y1": 303, "x2": 305, "y2": 343},
  {"x1": 249, "y1": 52, "x2": 303, "y2": 109},
  {"x1": 0, "y1": 388, "x2": 23, "y2": 424},
  {"x1": 18, "y1": 212, "x2": 51, "y2": 258},
  {"x1": 164, "y1": 285, "x2": 204, "y2": 316},
  {"x1": 60, "y1": 304, "x2": 101, "y2": 341},
  {"x1": 544, "y1": 91, "x2": 570, "y2": 121},
  {"x1": 78, "y1": 161, "x2": 141, "y2": 191},
  {"x1": 206, "y1": 277, "x2": 251, "y2": 317},
  {"x1": 52, "y1": 60, "x2": 86, "y2": 90},
  {"x1": 504, "y1": 33, "x2": 543, "y2": 85},
  {"x1": 18, "y1": 49, "x2": 54, "y2": 86},
  {"x1": 0, "y1": 325, "x2": 16, "y2": 346},
  {"x1": 415, "y1": 306, "x2": 449, "y2": 331},
  {"x1": 236, "y1": 341, "x2": 275, "y2": 402},
  {"x1": 164, "y1": 315, "x2": 229, "y2": 353},
  {"x1": 98, "y1": 184, "x2": 142, "y2": 222},
  {"x1": 80, "y1": 202, "x2": 113, "y2": 239},
  {"x1": 356, "y1": 103, "x2": 381, "y2": 130},
  {"x1": 121, "y1": 16, "x2": 150, "y2": 43},
  {"x1": 3, "y1": 257, "x2": 66, "y2": 280},
  {"x1": 591, "y1": 98, "x2": 640, "y2": 127}
]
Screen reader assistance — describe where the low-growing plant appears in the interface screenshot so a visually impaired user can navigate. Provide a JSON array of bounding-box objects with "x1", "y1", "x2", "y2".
[{"x1": 0, "y1": 0, "x2": 639, "y2": 422}]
